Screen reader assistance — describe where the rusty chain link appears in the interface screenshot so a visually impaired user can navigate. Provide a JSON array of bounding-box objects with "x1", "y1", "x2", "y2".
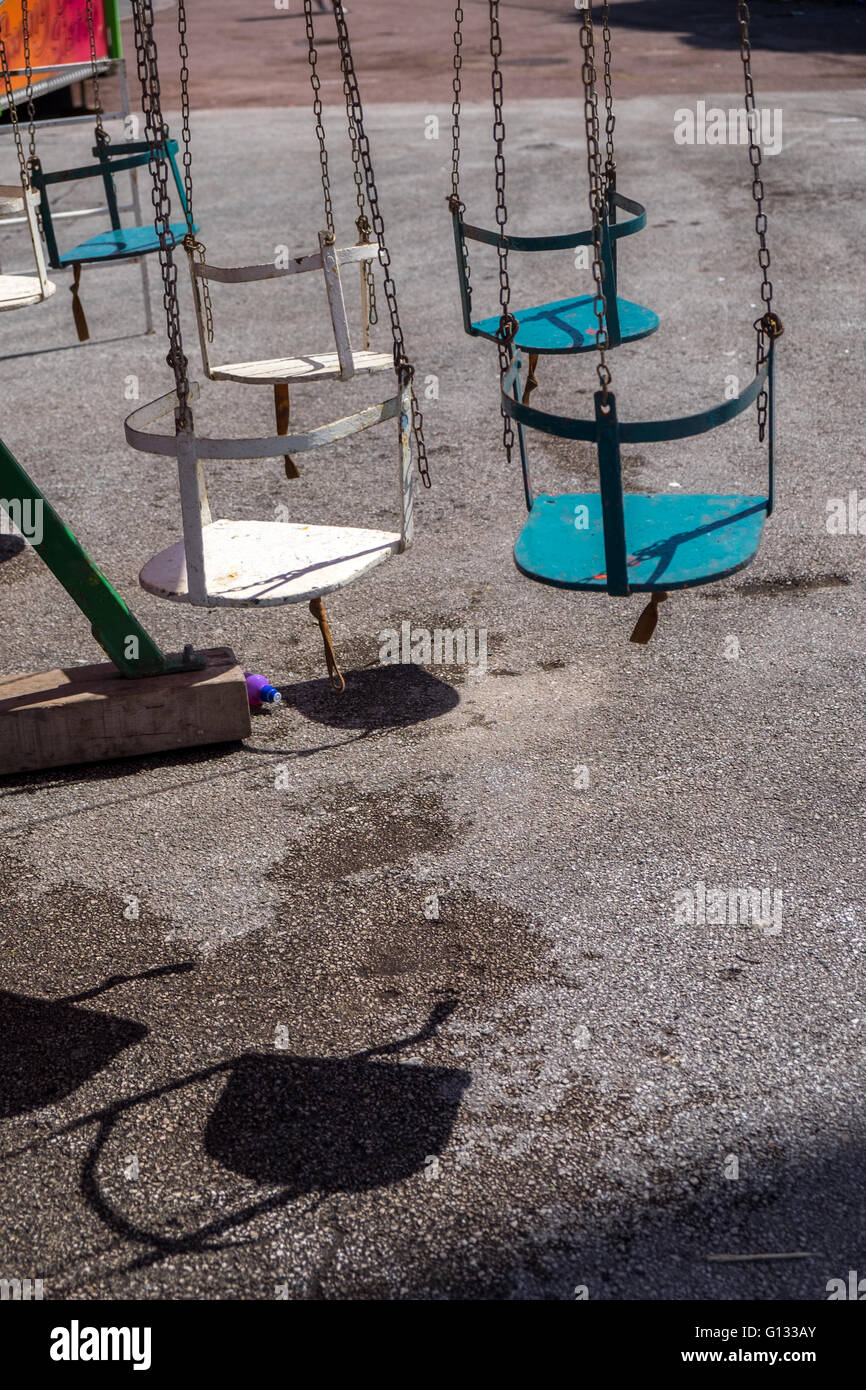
[
  {"x1": 447, "y1": 5, "x2": 473, "y2": 312},
  {"x1": 579, "y1": 5, "x2": 612, "y2": 406},
  {"x1": 173, "y1": 0, "x2": 213, "y2": 344},
  {"x1": 0, "y1": 30, "x2": 29, "y2": 187},
  {"x1": 333, "y1": 0, "x2": 430, "y2": 487},
  {"x1": 20, "y1": 0, "x2": 37, "y2": 167},
  {"x1": 489, "y1": 0, "x2": 517, "y2": 460},
  {"x1": 85, "y1": 0, "x2": 108, "y2": 144},
  {"x1": 130, "y1": 0, "x2": 191, "y2": 428},
  {"x1": 304, "y1": 0, "x2": 335, "y2": 242},
  {"x1": 341, "y1": 36, "x2": 377, "y2": 327},
  {"x1": 737, "y1": 1, "x2": 782, "y2": 443},
  {"x1": 601, "y1": 1, "x2": 615, "y2": 189}
]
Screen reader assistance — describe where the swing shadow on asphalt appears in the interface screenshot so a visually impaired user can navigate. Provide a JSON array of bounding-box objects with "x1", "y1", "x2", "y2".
[
  {"x1": 0, "y1": 964, "x2": 194, "y2": 1119},
  {"x1": 0, "y1": 663, "x2": 460, "y2": 794},
  {"x1": 276, "y1": 663, "x2": 461, "y2": 736},
  {"x1": 0, "y1": 329, "x2": 155, "y2": 365},
  {"x1": 0, "y1": 993, "x2": 470, "y2": 1274},
  {"x1": 609, "y1": 0, "x2": 866, "y2": 54}
]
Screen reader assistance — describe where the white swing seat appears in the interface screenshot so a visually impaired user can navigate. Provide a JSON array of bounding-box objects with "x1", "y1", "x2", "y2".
[
  {"x1": 209, "y1": 349, "x2": 394, "y2": 386},
  {"x1": 139, "y1": 517, "x2": 403, "y2": 607},
  {"x1": 0, "y1": 272, "x2": 57, "y2": 311}
]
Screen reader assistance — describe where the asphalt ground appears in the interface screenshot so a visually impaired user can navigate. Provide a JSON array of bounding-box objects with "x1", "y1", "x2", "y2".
[{"x1": 0, "y1": 7, "x2": 864, "y2": 1302}]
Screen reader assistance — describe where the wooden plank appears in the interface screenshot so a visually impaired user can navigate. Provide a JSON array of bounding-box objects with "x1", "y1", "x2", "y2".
[{"x1": 0, "y1": 648, "x2": 252, "y2": 777}]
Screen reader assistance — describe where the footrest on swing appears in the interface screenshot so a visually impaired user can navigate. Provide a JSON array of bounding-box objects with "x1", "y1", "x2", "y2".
[
  {"x1": 473, "y1": 294, "x2": 659, "y2": 354},
  {"x1": 514, "y1": 493, "x2": 769, "y2": 591},
  {"x1": 140, "y1": 518, "x2": 403, "y2": 606}
]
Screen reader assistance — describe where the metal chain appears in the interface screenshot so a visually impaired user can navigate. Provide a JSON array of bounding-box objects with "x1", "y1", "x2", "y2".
[
  {"x1": 0, "y1": 32, "x2": 29, "y2": 187},
  {"x1": 131, "y1": 0, "x2": 191, "y2": 428},
  {"x1": 579, "y1": 5, "x2": 612, "y2": 405},
  {"x1": 341, "y1": 45, "x2": 377, "y2": 325},
  {"x1": 332, "y1": 1, "x2": 430, "y2": 487},
  {"x1": 737, "y1": 1, "x2": 782, "y2": 443},
  {"x1": 174, "y1": 0, "x2": 213, "y2": 343},
  {"x1": 450, "y1": 4, "x2": 464, "y2": 204},
  {"x1": 601, "y1": 1, "x2": 615, "y2": 188},
  {"x1": 85, "y1": 0, "x2": 108, "y2": 144},
  {"x1": 448, "y1": 5, "x2": 472, "y2": 311},
  {"x1": 489, "y1": 0, "x2": 517, "y2": 459},
  {"x1": 177, "y1": 0, "x2": 194, "y2": 231},
  {"x1": 304, "y1": 0, "x2": 335, "y2": 242},
  {"x1": 21, "y1": 0, "x2": 37, "y2": 167}
]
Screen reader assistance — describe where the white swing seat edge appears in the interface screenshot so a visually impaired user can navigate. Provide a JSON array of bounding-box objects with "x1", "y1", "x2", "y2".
[
  {"x1": 140, "y1": 518, "x2": 404, "y2": 607},
  {"x1": 0, "y1": 273, "x2": 57, "y2": 310}
]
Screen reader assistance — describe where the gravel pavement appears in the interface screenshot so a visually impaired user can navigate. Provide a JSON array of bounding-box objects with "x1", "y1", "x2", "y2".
[{"x1": 0, "y1": 7, "x2": 864, "y2": 1301}]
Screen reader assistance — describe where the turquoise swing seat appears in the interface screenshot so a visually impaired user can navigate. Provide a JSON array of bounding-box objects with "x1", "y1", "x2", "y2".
[
  {"x1": 472, "y1": 293, "x2": 659, "y2": 355},
  {"x1": 58, "y1": 222, "x2": 191, "y2": 266},
  {"x1": 503, "y1": 349, "x2": 776, "y2": 597},
  {"x1": 515, "y1": 492, "x2": 768, "y2": 592},
  {"x1": 31, "y1": 138, "x2": 193, "y2": 271},
  {"x1": 450, "y1": 189, "x2": 658, "y2": 356}
]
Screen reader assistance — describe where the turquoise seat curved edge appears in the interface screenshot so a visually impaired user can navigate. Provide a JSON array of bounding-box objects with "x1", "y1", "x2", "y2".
[
  {"x1": 514, "y1": 493, "x2": 769, "y2": 593},
  {"x1": 472, "y1": 294, "x2": 660, "y2": 355},
  {"x1": 59, "y1": 222, "x2": 195, "y2": 265}
]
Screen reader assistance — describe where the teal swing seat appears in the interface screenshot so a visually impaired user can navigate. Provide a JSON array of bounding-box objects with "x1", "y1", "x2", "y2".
[
  {"x1": 56, "y1": 219, "x2": 190, "y2": 266},
  {"x1": 31, "y1": 138, "x2": 194, "y2": 268},
  {"x1": 515, "y1": 492, "x2": 768, "y2": 592},
  {"x1": 472, "y1": 293, "x2": 658, "y2": 356},
  {"x1": 29, "y1": 136, "x2": 195, "y2": 340},
  {"x1": 503, "y1": 351, "x2": 776, "y2": 598},
  {"x1": 450, "y1": 189, "x2": 659, "y2": 355}
]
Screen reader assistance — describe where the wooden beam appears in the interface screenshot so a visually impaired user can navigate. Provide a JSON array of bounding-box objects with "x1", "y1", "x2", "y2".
[{"x1": 0, "y1": 647, "x2": 252, "y2": 777}]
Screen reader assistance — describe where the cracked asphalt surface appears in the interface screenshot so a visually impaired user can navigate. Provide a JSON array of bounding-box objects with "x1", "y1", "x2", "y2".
[{"x1": 0, "y1": 3, "x2": 864, "y2": 1300}]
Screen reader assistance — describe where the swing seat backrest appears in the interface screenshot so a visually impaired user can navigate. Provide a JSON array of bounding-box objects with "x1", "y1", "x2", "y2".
[
  {"x1": 451, "y1": 189, "x2": 647, "y2": 343},
  {"x1": 0, "y1": 181, "x2": 52, "y2": 297},
  {"x1": 188, "y1": 234, "x2": 382, "y2": 382},
  {"x1": 30, "y1": 139, "x2": 189, "y2": 269}
]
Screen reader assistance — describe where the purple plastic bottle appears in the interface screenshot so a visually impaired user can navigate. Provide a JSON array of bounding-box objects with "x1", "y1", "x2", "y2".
[{"x1": 244, "y1": 672, "x2": 282, "y2": 709}]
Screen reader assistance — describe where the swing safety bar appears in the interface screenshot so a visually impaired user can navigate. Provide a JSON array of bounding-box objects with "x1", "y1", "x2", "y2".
[
  {"x1": 124, "y1": 382, "x2": 405, "y2": 464},
  {"x1": 502, "y1": 352, "x2": 773, "y2": 448},
  {"x1": 451, "y1": 189, "x2": 647, "y2": 340},
  {"x1": 455, "y1": 190, "x2": 646, "y2": 254}
]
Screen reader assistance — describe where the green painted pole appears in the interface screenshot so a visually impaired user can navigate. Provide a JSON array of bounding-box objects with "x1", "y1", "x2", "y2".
[
  {"x1": 103, "y1": 0, "x2": 124, "y2": 63},
  {"x1": 0, "y1": 436, "x2": 203, "y2": 678}
]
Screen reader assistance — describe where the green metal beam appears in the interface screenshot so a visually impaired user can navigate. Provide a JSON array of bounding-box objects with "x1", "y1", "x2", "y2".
[
  {"x1": 0, "y1": 435, "x2": 203, "y2": 678},
  {"x1": 103, "y1": 0, "x2": 124, "y2": 63}
]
